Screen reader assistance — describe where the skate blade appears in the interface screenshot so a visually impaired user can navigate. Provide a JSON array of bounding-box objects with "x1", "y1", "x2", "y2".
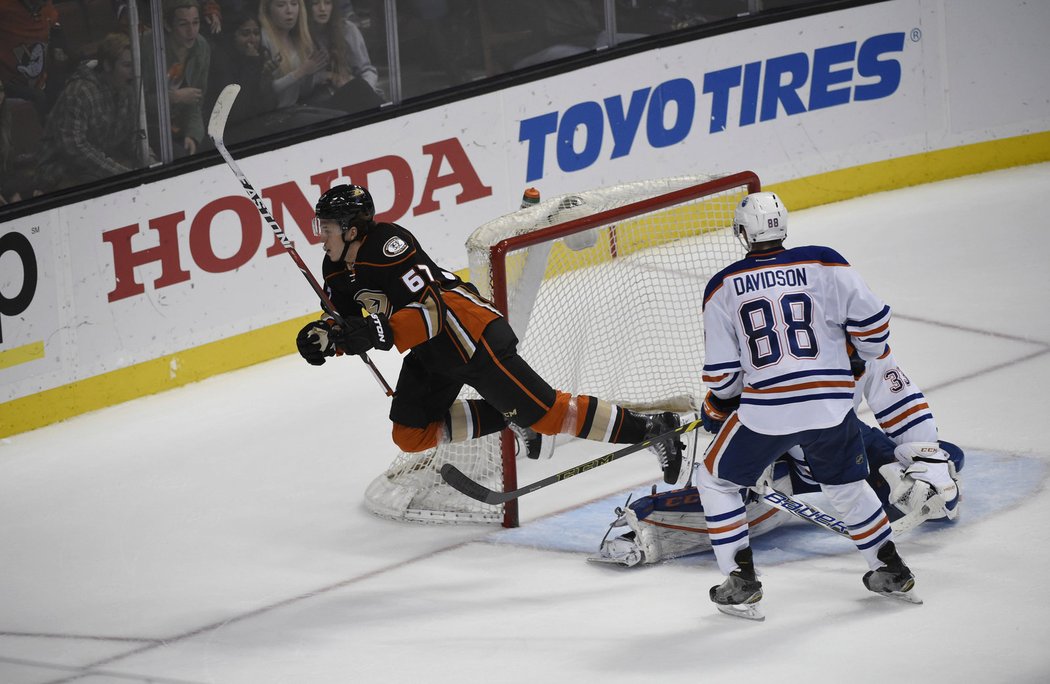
[
  {"x1": 875, "y1": 589, "x2": 923, "y2": 605},
  {"x1": 716, "y1": 602, "x2": 765, "y2": 621},
  {"x1": 586, "y1": 553, "x2": 642, "y2": 567}
]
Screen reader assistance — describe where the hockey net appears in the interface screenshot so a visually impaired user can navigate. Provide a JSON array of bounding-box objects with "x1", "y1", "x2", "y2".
[{"x1": 363, "y1": 171, "x2": 761, "y2": 526}]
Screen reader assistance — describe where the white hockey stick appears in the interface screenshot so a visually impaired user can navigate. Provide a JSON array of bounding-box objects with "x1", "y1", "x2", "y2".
[
  {"x1": 207, "y1": 85, "x2": 394, "y2": 396},
  {"x1": 752, "y1": 484, "x2": 932, "y2": 538}
]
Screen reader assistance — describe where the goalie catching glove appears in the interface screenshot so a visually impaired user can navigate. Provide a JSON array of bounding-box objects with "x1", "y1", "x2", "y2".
[
  {"x1": 879, "y1": 442, "x2": 961, "y2": 521},
  {"x1": 296, "y1": 314, "x2": 394, "y2": 365}
]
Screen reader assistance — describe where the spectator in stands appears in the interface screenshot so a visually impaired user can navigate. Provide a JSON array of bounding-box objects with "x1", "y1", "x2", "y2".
[
  {"x1": 202, "y1": 0, "x2": 223, "y2": 34},
  {"x1": 35, "y1": 32, "x2": 145, "y2": 192},
  {"x1": 142, "y1": 0, "x2": 211, "y2": 156},
  {"x1": 258, "y1": 0, "x2": 328, "y2": 108},
  {"x1": 204, "y1": 7, "x2": 281, "y2": 142},
  {"x1": 304, "y1": 0, "x2": 382, "y2": 112},
  {"x1": 0, "y1": 0, "x2": 60, "y2": 121}
]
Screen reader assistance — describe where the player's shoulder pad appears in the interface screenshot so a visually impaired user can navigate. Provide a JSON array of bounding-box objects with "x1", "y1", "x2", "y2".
[
  {"x1": 356, "y1": 223, "x2": 418, "y2": 268},
  {"x1": 702, "y1": 261, "x2": 737, "y2": 308},
  {"x1": 787, "y1": 244, "x2": 850, "y2": 266},
  {"x1": 702, "y1": 250, "x2": 783, "y2": 307}
]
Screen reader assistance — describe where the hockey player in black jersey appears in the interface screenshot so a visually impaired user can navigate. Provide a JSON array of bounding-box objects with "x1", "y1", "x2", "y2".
[{"x1": 294, "y1": 184, "x2": 684, "y2": 482}]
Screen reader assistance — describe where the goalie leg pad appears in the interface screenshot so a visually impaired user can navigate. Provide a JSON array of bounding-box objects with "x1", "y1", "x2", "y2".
[{"x1": 591, "y1": 479, "x2": 791, "y2": 566}]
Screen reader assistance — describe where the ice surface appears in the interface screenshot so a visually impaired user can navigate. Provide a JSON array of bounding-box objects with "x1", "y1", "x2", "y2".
[{"x1": 2, "y1": 164, "x2": 1049, "y2": 683}]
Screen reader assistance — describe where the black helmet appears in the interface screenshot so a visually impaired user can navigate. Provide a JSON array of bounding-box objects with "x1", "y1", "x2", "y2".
[{"x1": 313, "y1": 184, "x2": 375, "y2": 236}]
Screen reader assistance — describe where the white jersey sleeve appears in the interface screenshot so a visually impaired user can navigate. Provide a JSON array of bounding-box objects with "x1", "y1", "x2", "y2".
[
  {"x1": 702, "y1": 245, "x2": 889, "y2": 435},
  {"x1": 855, "y1": 349, "x2": 938, "y2": 443}
]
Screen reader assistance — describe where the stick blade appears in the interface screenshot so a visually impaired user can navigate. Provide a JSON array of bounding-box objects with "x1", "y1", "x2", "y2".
[
  {"x1": 208, "y1": 84, "x2": 242, "y2": 142},
  {"x1": 439, "y1": 463, "x2": 502, "y2": 505}
]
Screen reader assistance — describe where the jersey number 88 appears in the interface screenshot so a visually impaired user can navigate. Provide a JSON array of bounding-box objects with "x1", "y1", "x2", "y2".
[{"x1": 739, "y1": 293, "x2": 818, "y2": 368}]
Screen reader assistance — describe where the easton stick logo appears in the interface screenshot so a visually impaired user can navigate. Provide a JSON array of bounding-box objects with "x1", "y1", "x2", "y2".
[{"x1": 241, "y1": 179, "x2": 293, "y2": 248}]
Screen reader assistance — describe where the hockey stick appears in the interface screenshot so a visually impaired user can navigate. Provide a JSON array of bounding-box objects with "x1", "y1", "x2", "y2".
[
  {"x1": 440, "y1": 419, "x2": 703, "y2": 505},
  {"x1": 752, "y1": 485, "x2": 933, "y2": 538},
  {"x1": 207, "y1": 85, "x2": 394, "y2": 396}
]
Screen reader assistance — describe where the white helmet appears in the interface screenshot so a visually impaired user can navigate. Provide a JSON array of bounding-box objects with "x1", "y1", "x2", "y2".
[{"x1": 734, "y1": 192, "x2": 787, "y2": 249}]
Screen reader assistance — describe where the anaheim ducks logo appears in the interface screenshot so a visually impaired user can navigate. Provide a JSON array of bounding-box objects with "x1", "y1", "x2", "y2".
[
  {"x1": 383, "y1": 236, "x2": 409, "y2": 257},
  {"x1": 356, "y1": 290, "x2": 390, "y2": 316}
]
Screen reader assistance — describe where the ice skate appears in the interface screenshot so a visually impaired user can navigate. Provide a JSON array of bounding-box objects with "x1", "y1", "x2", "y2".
[
  {"x1": 644, "y1": 412, "x2": 684, "y2": 484},
  {"x1": 509, "y1": 423, "x2": 547, "y2": 460},
  {"x1": 863, "y1": 541, "x2": 922, "y2": 605},
  {"x1": 710, "y1": 547, "x2": 764, "y2": 621}
]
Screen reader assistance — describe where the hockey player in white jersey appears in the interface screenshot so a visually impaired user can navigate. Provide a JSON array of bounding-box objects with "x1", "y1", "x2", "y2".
[
  {"x1": 695, "y1": 192, "x2": 919, "y2": 620},
  {"x1": 589, "y1": 348, "x2": 965, "y2": 568},
  {"x1": 850, "y1": 346, "x2": 961, "y2": 520}
]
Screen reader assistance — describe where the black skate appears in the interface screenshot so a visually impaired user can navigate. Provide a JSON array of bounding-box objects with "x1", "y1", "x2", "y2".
[
  {"x1": 509, "y1": 423, "x2": 545, "y2": 460},
  {"x1": 863, "y1": 541, "x2": 922, "y2": 605},
  {"x1": 710, "y1": 547, "x2": 764, "y2": 621},
  {"x1": 644, "y1": 412, "x2": 684, "y2": 484}
]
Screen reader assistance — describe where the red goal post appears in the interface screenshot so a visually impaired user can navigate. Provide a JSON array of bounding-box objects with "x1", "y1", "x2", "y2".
[{"x1": 363, "y1": 171, "x2": 761, "y2": 527}]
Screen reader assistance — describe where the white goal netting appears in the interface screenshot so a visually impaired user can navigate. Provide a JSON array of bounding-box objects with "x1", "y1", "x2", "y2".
[{"x1": 363, "y1": 172, "x2": 759, "y2": 525}]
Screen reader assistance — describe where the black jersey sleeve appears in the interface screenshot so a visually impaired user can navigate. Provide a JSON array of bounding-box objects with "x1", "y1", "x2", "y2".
[{"x1": 351, "y1": 223, "x2": 463, "y2": 350}]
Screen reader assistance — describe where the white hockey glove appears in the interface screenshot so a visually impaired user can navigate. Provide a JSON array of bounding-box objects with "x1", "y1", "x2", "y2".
[{"x1": 881, "y1": 442, "x2": 960, "y2": 521}]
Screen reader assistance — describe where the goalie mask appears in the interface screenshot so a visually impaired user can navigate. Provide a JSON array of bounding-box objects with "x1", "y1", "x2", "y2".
[
  {"x1": 734, "y1": 192, "x2": 787, "y2": 250},
  {"x1": 313, "y1": 184, "x2": 375, "y2": 238}
]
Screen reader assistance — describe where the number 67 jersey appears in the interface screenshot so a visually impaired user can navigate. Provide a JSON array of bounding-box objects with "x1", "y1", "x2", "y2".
[
  {"x1": 322, "y1": 221, "x2": 502, "y2": 358},
  {"x1": 701, "y1": 245, "x2": 891, "y2": 435}
]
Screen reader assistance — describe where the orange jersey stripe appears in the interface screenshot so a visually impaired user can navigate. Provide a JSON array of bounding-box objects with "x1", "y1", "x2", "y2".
[
  {"x1": 743, "y1": 380, "x2": 855, "y2": 394},
  {"x1": 706, "y1": 518, "x2": 747, "y2": 535},
  {"x1": 850, "y1": 321, "x2": 889, "y2": 337},
  {"x1": 850, "y1": 515, "x2": 889, "y2": 541},
  {"x1": 479, "y1": 336, "x2": 552, "y2": 412},
  {"x1": 704, "y1": 413, "x2": 739, "y2": 473},
  {"x1": 878, "y1": 402, "x2": 930, "y2": 429}
]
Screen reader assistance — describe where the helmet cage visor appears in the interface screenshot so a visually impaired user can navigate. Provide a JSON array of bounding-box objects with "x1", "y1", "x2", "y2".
[{"x1": 312, "y1": 216, "x2": 347, "y2": 238}]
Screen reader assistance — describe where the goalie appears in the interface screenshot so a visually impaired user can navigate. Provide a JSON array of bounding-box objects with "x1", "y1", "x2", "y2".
[{"x1": 593, "y1": 349, "x2": 964, "y2": 566}]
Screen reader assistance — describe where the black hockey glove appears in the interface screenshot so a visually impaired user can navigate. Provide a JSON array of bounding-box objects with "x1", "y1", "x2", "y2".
[
  {"x1": 701, "y1": 391, "x2": 740, "y2": 434},
  {"x1": 339, "y1": 313, "x2": 394, "y2": 355},
  {"x1": 846, "y1": 342, "x2": 867, "y2": 380},
  {"x1": 849, "y1": 348, "x2": 867, "y2": 380},
  {"x1": 296, "y1": 319, "x2": 340, "y2": 366}
]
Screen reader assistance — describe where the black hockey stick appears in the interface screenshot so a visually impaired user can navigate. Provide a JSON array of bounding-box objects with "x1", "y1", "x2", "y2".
[
  {"x1": 207, "y1": 85, "x2": 394, "y2": 396},
  {"x1": 440, "y1": 419, "x2": 703, "y2": 505}
]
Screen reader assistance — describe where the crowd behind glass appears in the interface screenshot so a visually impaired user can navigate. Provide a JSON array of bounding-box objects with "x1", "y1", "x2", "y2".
[{"x1": 0, "y1": 0, "x2": 813, "y2": 206}]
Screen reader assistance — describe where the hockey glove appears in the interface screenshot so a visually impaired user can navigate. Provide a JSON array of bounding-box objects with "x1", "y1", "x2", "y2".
[
  {"x1": 847, "y1": 343, "x2": 867, "y2": 380},
  {"x1": 701, "y1": 391, "x2": 740, "y2": 434},
  {"x1": 339, "y1": 313, "x2": 394, "y2": 355},
  {"x1": 296, "y1": 319, "x2": 340, "y2": 366}
]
